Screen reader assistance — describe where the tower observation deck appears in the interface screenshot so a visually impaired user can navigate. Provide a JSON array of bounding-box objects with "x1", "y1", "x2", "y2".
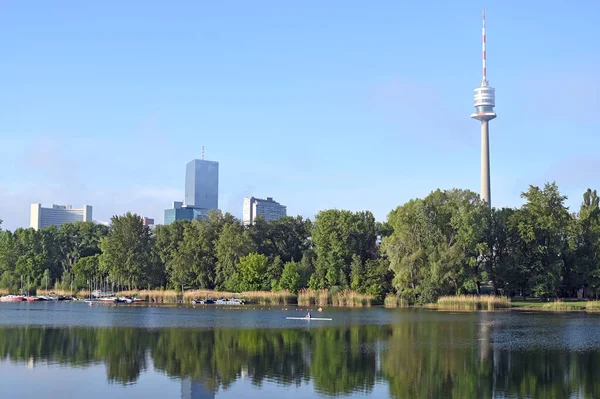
[{"x1": 471, "y1": 10, "x2": 496, "y2": 206}]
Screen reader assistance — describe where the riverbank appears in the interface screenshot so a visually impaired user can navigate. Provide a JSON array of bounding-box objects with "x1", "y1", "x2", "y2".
[
  {"x1": 33, "y1": 288, "x2": 379, "y2": 307},
  {"x1": 511, "y1": 299, "x2": 600, "y2": 312},
  {"x1": 24, "y1": 290, "x2": 600, "y2": 311}
]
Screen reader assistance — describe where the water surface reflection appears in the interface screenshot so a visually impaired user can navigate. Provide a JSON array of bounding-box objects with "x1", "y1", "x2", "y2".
[{"x1": 2, "y1": 316, "x2": 600, "y2": 398}]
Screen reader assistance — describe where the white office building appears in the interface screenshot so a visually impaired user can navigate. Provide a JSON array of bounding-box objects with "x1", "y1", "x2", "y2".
[
  {"x1": 243, "y1": 197, "x2": 287, "y2": 225},
  {"x1": 30, "y1": 204, "x2": 93, "y2": 230}
]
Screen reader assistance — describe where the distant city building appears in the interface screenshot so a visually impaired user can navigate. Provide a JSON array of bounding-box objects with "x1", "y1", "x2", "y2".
[
  {"x1": 30, "y1": 204, "x2": 92, "y2": 230},
  {"x1": 181, "y1": 377, "x2": 215, "y2": 399},
  {"x1": 141, "y1": 217, "x2": 154, "y2": 227},
  {"x1": 243, "y1": 197, "x2": 287, "y2": 225},
  {"x1": 164, "y1": 158, "x2": 219, "y2": 226},
  {"x1": 185, "y1": 159, "x2": 219, "y2": 210},
  {"x1": 164, "y1": 201, "x2": 209, "y2": 225}
]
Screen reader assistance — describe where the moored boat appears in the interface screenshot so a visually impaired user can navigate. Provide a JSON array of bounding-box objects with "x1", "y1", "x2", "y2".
[
  {"x1": 192, "y1": 298, "x2": 215, "y2": 305},
  {"x1": 215, "y1": 298, "x2": 244, "y2": 305},
  {"x1": 25, "y1": 296, "x2": 40, "y2": 302},
  {"x1": 0, "y1": 295, "x2": 25, "y2": 302}
]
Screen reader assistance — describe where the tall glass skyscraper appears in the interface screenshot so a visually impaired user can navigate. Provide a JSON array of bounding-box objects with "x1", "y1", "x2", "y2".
[{"x1": 185, "y1": 159, "x2": 219, "y2": 210}]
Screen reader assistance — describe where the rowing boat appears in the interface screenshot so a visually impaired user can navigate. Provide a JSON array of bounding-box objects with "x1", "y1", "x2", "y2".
[{"x1": 286, "y1": 317, "x2": 332, "y2": 321}]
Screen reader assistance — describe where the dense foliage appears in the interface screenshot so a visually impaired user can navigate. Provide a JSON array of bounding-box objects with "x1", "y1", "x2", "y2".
[{"x1": 2, "y1": 183, "x2": 600, "y2": 302}]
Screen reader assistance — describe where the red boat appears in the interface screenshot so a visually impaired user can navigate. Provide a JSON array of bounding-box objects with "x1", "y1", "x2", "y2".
[
  {"x1": 0, "y1": 295, "x2": 25, "y2": 302},
  {"x1": 25, "y1": 297, "x2": 40, "y2": 302}
]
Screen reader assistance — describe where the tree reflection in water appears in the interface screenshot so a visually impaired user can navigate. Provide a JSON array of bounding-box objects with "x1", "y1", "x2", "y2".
[{"x1": 0, "y1": 323, "x2": 599, "y2": 398}]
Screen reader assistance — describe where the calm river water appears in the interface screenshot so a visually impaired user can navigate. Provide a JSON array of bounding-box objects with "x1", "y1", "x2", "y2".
[{"x1": 1, "y1": 302, "x2": 600, "y2": 398}]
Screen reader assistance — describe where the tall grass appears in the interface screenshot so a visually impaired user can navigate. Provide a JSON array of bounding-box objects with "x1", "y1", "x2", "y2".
[
  {"x1": 37, "y1": 289, "x2": 79, "y2": 297},
  {"x1": 384, "y1": 294, "x2": 407, "y2": 308},
  {"x1": 112, "y1": 289, "x2": 296, "y2": 305},
  {"x1": 586, "y1": 301, "x2": 600, "y2": 311},
  {"x1": 437, "y1": 295, "x2": 511, "y2": 310},
  {"x1": 297, "y1": 289, "x2": 376, "y2": 307},
  {"x1": 542, "y1": 299, "x2": 586, "y2": 311},
  {"x1": 239, "y1": 291, "x2": 296, "y2": 305}
]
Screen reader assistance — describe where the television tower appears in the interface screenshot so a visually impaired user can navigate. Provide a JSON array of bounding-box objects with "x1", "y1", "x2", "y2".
[{"x1": 471, "y1": 10, "x2": 496, "y2": 207}]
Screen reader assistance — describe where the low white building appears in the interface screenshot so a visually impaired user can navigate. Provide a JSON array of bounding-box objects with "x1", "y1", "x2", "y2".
[
  {"x1": 243, "y1": 197, "x2": 287, "y2": 225},
  {"x1": 30, "y1": 204, "x2": 93, "y2": 230}
]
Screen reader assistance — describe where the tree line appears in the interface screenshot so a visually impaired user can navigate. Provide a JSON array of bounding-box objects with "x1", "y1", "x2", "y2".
[{"x1": 2, "y1": 182, "x2": 600, "y2": 302}]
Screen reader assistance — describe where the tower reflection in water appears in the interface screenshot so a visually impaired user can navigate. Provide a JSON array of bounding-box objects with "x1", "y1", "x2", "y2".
[{"x1": 181, "y1": 378, "x2": 216, "y2": 399}]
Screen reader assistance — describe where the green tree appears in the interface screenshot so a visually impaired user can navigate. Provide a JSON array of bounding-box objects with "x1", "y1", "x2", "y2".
[
  {"x1": 350, "y1": 254, "x2": 364, "y2": 291},
  {"x1": 311, "y1": 210, "x2": 377, "y2": 288},
  {"x1": 383, "y1": 189, "x2": 485, "y2": 303},
  {"x1": 574, "y1": 189, "x2": 600, "y2": 298},
  {"x1": 56, "y1": 222, "x2": 108, "y2": 276},
  {"x1": 237, "y1": 253, "x2": 269, "y2": 291},
  {"x1": 72, "y1": 254, "x2": 100, "y2": 289},
  {"x1": 99, "y1": 213, "x2": 153, "y2": 290},
  {"x1": 267, "y1": 256, "x2": 283, "y2": 289},
  {"x1": 215, "y1": 221, "x2": 255, "y2": 290},
  {"x1": 383, "y1": 199, "x2": 438, "y2": 303},
  {"x1": 362, "y1": 258, "x2": 392, "y2": 300},
  {"x1": 154, "y1": 220, "x2": 187, "y2": 272},
  {"x1": 510, "y1": 182, "x2": 571, "y2": 298},
  {"x1": 482, "y1": 207, "x2": 517, "y2": 295},
  {"x1": 278, "y1": 261, "x2": 302, "y2": 293}
]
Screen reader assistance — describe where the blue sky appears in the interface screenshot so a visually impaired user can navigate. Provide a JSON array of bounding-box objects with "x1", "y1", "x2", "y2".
[{"x1": 1, "y1": 0, "x2": 599, "y2": 230}]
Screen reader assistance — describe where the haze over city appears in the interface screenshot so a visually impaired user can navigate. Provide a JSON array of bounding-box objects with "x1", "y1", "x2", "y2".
[{"x1": 1, "y1": 0, "x2": 599, "y2": 231}]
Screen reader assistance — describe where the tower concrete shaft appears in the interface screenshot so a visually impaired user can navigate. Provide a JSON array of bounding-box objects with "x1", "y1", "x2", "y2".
[{"x1": 480, "y1": 121, "x2": 491, "y2": 205}]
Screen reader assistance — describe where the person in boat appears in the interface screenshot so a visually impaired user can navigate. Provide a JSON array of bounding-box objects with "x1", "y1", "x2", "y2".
[{"x1": 306, "y1": 312, "x2": 312, "y2": 319}]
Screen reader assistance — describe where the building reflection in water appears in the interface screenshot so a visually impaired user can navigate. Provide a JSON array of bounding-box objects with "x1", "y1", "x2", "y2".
[{"x1": 181, "y1": 377, "x2": 216, "y2": 399}]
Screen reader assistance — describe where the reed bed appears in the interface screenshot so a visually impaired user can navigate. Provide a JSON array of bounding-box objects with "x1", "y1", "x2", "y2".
[
  {"x1": 437, "y1": 295, "x2": 511, "y2": 310},
  {"x1": 36, "y1": 289, "x2": 79, "y2": 297},
  {"x1": 111, "y1": 289, "x2": 296, "y2": 304},
  {"x1": 384, "y1": 294, "x2": 407, "y2": 308},
  {"x1": 542, "y1": 299, "x2": 586, "y2": 311},
  {"x1": 239, "y1": 290, "x2": 296, "y2": 305},
  {"x1": 586, "y1": 301, "x2": 600, "y2": 311},
  {"x1": 297, "y1": 289, "x2": 376, "y2": 307}
]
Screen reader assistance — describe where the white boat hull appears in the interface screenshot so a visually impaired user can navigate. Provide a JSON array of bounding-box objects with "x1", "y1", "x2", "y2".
[{"x1": 286, "y1": 317, "x2": 332, "y2": 321}]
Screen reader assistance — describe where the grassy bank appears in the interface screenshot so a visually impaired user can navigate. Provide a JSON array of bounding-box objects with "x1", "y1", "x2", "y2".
[
  {"x1": 297, "y1": 289, "x2": 376, "y2": 307},
  {"x1": 541, "y1": 300, "x2": 587, "y2": 311},
  {"x1": 437, "y1": 295, "x2": 511, "y2": 310},
  {"x1": 586, "y1": 301, "x2": 600, "y2": 311},
  {"x1": 510, "y1": 299, "x2": 588, "y2": 311},
  {"x1": 384, "y1": 294, "x2": 407, "y2": 308}
]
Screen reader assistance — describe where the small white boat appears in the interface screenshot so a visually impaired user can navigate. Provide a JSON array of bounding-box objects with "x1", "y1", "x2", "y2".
[
  {"x1": 286, "y1": 317, "x2": 332, "y2": 321},
  {"x1": 215, "y1": 298, "x2": 244, "y2": 305}
]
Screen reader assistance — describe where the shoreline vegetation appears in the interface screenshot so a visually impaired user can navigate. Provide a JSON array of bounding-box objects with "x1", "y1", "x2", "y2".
[
  {"x1": 4, "y1": 183, "x2": 600, "y2": 309},
  {"x1": 10, "y1": 288, "x2": 600, "y2": 311},
  {"x1": 436, "y1": 295, "x2": 511, "y2": 310}
]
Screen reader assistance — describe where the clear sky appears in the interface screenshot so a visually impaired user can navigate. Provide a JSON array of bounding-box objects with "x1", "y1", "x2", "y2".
[{"x1": 1, "y1": 0, "x2": 599, "y2": 230}]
